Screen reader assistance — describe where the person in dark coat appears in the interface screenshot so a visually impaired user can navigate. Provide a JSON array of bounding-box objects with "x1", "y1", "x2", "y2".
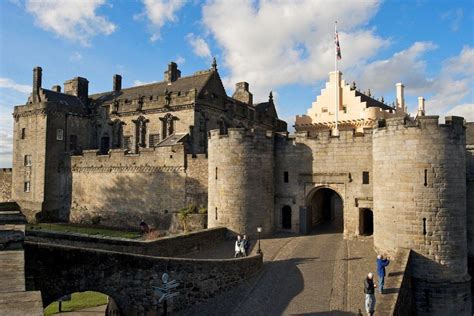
[
  {"x1": 376, "y1": 254, "x2": 390, "y2": 293},
  {"x1": 242, "y1": 235, "x2": 250, "y2": 256},
  {"x1": 364, "y1": 272, "x2": 376, "y2": 316}
]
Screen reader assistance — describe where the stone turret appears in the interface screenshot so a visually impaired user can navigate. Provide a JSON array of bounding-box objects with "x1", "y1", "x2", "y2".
[
  {"x1": 373, "y1": 116, "x2": 471, "y2": 315},
  {"x1": 64, "y1": 77, "x2": 89, "y2": 105},
  {"x1": 208, "y1": 128, "x2": 274, "y2": 237}
]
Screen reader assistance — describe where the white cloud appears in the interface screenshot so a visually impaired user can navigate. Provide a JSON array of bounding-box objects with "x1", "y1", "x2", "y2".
[
  {"x1": 25, "y1": 0, "x2": 116, "y2": 46},
  {"x1": 186, "y1": 33, "x2": 211, "y2": 58},
  {"x1": 133, "y1": 79, "x2": 157, "y2": 86},
  {"x1": 202, "y1": 0, "x2": 386, "y2": 101},
  {"x1": 137, "y1": 0, "x2": 186, "y2": 42},
  {"x1": 0, "y1": 78, "x2": 31, "y2": 94},
  {"x1": 445, "y1": 104, "x2": 474, "y2": 122},
  {"x1": 69, "y1": 52, "x2": 83, "y2": 62},
  {"x1": 175, "y1": 55, "x2": 186, "y2": 65},
  {"x1": 353, "y1": 42, "x2": 437, "y2": 96}
]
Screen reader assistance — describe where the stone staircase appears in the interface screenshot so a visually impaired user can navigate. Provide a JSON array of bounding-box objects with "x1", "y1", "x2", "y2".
[{"x1": 0, "y1": 208, "x2": 43, "y2": 316}]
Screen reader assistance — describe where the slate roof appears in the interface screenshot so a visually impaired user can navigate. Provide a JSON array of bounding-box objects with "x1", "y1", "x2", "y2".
[
  {"x1": 355, "y1": 90, "x2": 395, "y2": 111},
  {"x1": 89, "y1": 70, "x2": 215, "y2": 104},
  {"x1": 156, "y1": 133, "x2": 188, "y2": 147},
  {"x1": 41, "y1": 89, "x2": 85, "y2": 107}
]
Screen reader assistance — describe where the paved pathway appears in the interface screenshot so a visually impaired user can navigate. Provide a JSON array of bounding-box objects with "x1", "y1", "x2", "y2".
[{"x1": 182, "y1": 224, "x2": 376, "y2": 315}]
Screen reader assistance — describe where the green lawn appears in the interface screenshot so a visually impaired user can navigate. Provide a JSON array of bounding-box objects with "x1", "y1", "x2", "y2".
[
  {"x1": 44, "y1": 291, "x2": 108, "y2": 315},
  {"x1": 27, "y1": 223, "x2": 142, "y2": 239}
]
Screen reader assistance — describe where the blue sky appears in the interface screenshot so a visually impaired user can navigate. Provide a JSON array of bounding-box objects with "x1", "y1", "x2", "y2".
[{"x1": 0, "y1": 0, "x2": 473, "y2": 167}]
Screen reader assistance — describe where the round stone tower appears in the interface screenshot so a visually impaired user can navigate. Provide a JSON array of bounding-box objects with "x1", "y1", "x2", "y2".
[
  {"x1": 207, "y1": 128, "x2": 274, "y2": 237},
  {"x1": 373, "y1": 116, "x2": 471, "y2": 315}
]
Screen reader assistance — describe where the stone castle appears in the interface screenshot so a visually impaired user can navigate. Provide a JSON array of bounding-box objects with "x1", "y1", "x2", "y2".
[{"x1": 10, "y1": 61, "x2": 473, "y2": 314}]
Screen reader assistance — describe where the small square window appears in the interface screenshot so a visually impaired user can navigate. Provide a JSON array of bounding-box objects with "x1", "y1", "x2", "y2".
[
  {"x1": 21, "y1": 128, "x2": 26, "y2": 139},
  {"x1": 322, "y1": 107, "x2": 328, "y2": 113},
  {"x1": 56, "y1": 129, "x2": 64, "y2": 141},
  {"x1": 362, "y1": 171, "x2": 370, "y2": 184},
  {"x1": 24, "y1": 181, "x2": 30, "y2": 192},
  {"x1": 284, "y1": 171, "x2": 289, "y2": 183}
]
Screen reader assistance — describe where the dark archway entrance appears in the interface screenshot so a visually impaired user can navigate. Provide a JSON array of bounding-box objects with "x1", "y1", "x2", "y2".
[
  {"x1": 307, "y1": 188, "x2": 343, "y2": 233},
  {"x1": 359, "y1": 208, "x2": 373, "y2": 236},
  {"x1": 282, "y1": 205, "x2": 292, "y2": 229}
]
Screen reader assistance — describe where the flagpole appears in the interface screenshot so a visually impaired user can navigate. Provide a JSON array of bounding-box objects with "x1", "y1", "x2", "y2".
[{"x1": 334, "y1": 21, "x2": 339, "y2": 136}]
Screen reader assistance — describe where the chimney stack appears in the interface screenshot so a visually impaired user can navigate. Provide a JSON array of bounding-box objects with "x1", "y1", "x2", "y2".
[
  {"x1": 113, "y1": 74, "x2": 122, "y2": 92},
  {"x1": 417, "y1": 97, "x2": 425, "y2": 117},
  {"x1": 232, "y1": 82, "x2": 253, "y2": 105},
  {"x1": 64, "y1": 77, "x2": 89, "y2": 105},
  {"x1": 32, "y1": 66, "x2": 42, "y2": 102},
  {"x1": 396, "y1": 83, "x2": 405, "y2": 112},
  {"x1": 51, "y1": 85, "x2": 61, "y2": 93},
  {"x1": 164, "y1": 62, "x2": 181, "y2": 83}
]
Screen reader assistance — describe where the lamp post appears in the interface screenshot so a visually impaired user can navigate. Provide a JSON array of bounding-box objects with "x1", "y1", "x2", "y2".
[{"x1": 257, "y1": 226, "x2": 262, "y2": 254}]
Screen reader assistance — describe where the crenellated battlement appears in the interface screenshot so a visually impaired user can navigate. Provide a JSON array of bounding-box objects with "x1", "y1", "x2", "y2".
[
  {"x1": 71, "y1": 145, "x2": 186, "y2": 172},
  {"x1": 379, "y1": 115, "x2": 465, "y2": 135},
  {"x1": 276, "y1": 127, "x2": 373, "y2": 148},
  {"x1": 209, "y1": 128, "x2": 274, "y2": 141}
]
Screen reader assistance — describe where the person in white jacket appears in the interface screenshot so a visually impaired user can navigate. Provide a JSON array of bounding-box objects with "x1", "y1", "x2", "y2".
[{"x1": 234, "y1": 235, "x2": 242, "y2": 258}]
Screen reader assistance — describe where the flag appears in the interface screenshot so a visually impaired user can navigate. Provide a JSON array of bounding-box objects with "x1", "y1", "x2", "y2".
[{"x1": 335, "y1": 31, "x2": 342, "y2": 60}]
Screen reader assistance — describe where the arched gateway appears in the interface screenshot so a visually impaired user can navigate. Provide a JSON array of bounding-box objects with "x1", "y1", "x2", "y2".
[{"x1": 305, "y1": 187, "x2": 344, "y2": 233}]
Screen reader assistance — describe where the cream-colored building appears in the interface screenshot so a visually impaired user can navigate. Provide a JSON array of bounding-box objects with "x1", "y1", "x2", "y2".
[{"x1": 295, "y1": 71, "x2": 424, "y2": 134}]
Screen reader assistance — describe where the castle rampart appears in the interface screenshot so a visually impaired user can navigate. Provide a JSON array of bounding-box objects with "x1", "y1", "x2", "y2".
[
  {"x1": 373, "y1": 116, "x2": 471, "y2": 314},
  {"x1": 208, "y1": 128, "x2": 275, "y2": 236}
]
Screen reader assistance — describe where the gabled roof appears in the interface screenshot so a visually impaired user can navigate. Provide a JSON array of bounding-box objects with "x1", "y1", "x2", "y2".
[
  {"x1": 254, "y1": 100, "x2": 278, "y2": 118},
  {"x1": 90, "y1": 70, "x2": 216, "y2": 104}
]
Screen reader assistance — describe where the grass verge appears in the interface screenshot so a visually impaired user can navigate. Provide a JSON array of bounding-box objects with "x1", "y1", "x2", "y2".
[
  {"x1": 44, "y1": 291, "x2": 108, "y2": 315},
  {"x1": 27, "y1": 223, "x2": 142, "y2": 239}
]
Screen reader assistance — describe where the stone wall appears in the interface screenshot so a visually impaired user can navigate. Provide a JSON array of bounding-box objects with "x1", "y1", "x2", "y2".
[
  {"x1": 208, "y1": 128, "x2": 275, "y2": 237},
  {"x1": 185, "y1": 154, "x2": 208, "y2": 208},
  {"x1": 0, "y1": 169, "x2": 12, "y2": 202},
  {"x1": 26, "y1": 227, "x2": 226, "y2": 257},
  {"x1": 70, "y1": 145, "x2": 189, "y2": 229},
  {"x1": 25, "y1": 242, "x2": 262, "y2": 315},
  {"x1": 376, "y1": 248, "x2": 415, "y2": 315},
  {"x1": 373, "y1": 116, "x2": 471, "y2": 315},
  {"x1": 274, "y1": 128, "x2": 373, "y2": 237}
]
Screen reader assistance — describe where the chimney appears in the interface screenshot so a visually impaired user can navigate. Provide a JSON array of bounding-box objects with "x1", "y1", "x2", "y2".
[
  {"x1": 51, "y1": 85, "x2": 61, "y2": 93},
  {"x1": 113, "y1": 74, "x2": 122, "y2": 92},
  {"x1": 32, "y1": 66, "x2": 42, "y2": 102},
  {"x1": 232, "y1": 82, "x2": 253, "y2": 105},
  {"x1": 64, "y1": 77, "x2": 89, "y2": 105},
  {"x1": 417, "y1": 97, "x2": 425, "y2": 117},
  {"x1": 164, "y1": 62, "x2": 181, "y2": 83},
  {"x1": 396, "y1": 83, "x2": 405, "y2": 112}
]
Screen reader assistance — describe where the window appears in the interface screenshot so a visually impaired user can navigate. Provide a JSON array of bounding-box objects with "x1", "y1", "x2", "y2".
[
  {"x1": 215, "y1": 207, "x2": 218, "y2": 221},
  {"x1": 215, "y1": 167, "x2": 218, "y2": 180},
  {"x1": 343, "y1": 105, "x2": 347, "y2": 113},
  {"x1": 362, "y1": 171, "x2": 369, "y2": 184},
  {"x1": 424, "y1": 169, "x2": 427, "y2": 186},
  {"x1": 149, "y1": 134, "x2": 161, "y2": 147},
  {"x1": 284, "y1": 171, "x2": 289, "y2": 183},
  {"x1": 21, "y1": 128, "x2": 26, "y2": 139},
  {"x1": 123, "y1": 136, "x2": 132, "y2": 152},
  {"x1": 24, "y1": 155, "x2": 32, "y2": 166},
  {"x1": 322, "y1": 107, "x2": 328, "y2": 113},
  {"x1": 56, "y1": 129, "x2": 64, "y2": 140},
  {"x1": 24, "y1": 181, "x2": 30, "y2": 192},
  {"x1": 422, "y1": 218, "x2": 427, "y2": 235}
]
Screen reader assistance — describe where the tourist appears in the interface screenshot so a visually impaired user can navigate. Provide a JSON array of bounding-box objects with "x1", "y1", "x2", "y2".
[
  {"x1": 376, "y1": 254, "x2": 390, "y2": 294},
  {"x1": 364, "y1": 272, "x2": 376, "y2": 316},
  {"x1": 242, "y1": 235, "x2": 250, "y2": 257},
  {"x1": 234, "y1": 235, "x2": 242, "y2": 258}
]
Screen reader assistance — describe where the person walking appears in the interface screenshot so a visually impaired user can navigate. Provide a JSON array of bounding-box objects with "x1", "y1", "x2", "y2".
[
  {"x1": 364, "y1": 272, "x2": 376, "y2": 316},
  {"x1": 242, "y1": 235, "x2": 250, "y2": 257},
  {"x1": 376, "y1": 254, "x2": 390, "y2": 294},
  {"x1": 234, "y1": 235, "x2": 242, "y2": 258}
]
